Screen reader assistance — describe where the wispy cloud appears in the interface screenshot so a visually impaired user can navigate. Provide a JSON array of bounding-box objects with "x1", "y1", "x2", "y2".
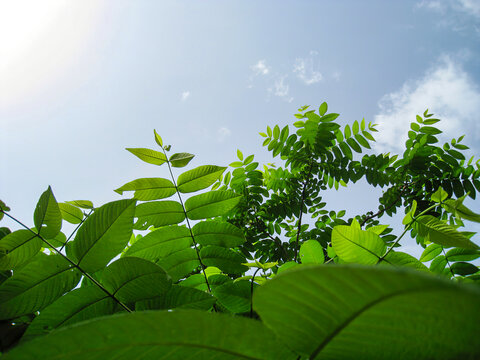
[
  {"x1": 416, "y1": 0, "x2": 480, "y2": 33},
  {"x1": 269, "y1": 75, "x2": 293, "y2": 103},
  {"x1": 373, "y1": 55, "x2": 480, "y2": 153},
  {"x1": 293, "y1": 53, "x2": 323, "y2": 85},
  {"x1": 251, "y1": 60, "x2": 270, "y2": 76},
  {"x1": 217, "y1": 127, "x2": 231, "y2": 142},
  {"x1": 181, "y1": 91, "x2": 190, "y2": 101}
]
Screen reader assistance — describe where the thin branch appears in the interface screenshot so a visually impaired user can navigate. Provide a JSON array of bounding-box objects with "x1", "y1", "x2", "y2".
[
  {"x1": 294, "y1": 162, "x2": 313, "y2": 262},
  {"x1": 1, "y1": 211, "x2": 132, "y2": 313},
  {"x1": 250, "y1": 267, "x2": 262, "y2": 318},
  {"x1": 60, "y1": 208, "x2": 94, "y2": 252},
  {"x1": 442, "y1": 247, "x2": 456, "y2": 279}
]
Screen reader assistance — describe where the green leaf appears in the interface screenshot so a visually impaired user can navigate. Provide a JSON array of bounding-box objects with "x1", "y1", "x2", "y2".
[
  {"x1": 339, "y1": 141, "x2": 352, "y2": 160},
  {"x1": 114, "y1": 178, "x2": 176, "y2": 200},
  {"x1": 101, "y1": 257, "x2": 171, "y2": 302},
  {"x1": 71, "y1": 199, "x2": 136, "y2": 273},
  {"x1": 332, "y1": 225, "x2": 386, "y2": 264},
  {"x1": 157, "y1": 248, "x2": 200, "y2": 282},
  {"x1": 212, "y1": 280, "x2": 253, "y2": 313},
  {"x1": 431, "y1": 186, "x2": 449, "y2": 203},
  {"x1": 153, "y1": 129, "x2": 163, "y2": 147},
  {"x1": 126, "y1": 148, "x2": 167, "y2": 166},
  {"x1": 446, "y1": 248, "x2": 480, "y2": 262},
  {"x1": 320, "y1": 113, "x2": 339, "y2": 122},
  {"x1": 34, "y1": 186, "x2": 62, "y2": 239},
  {"x1": 21, "y1": 286, "x2": 115, "y2": 343},
  {"x1": 254, "y1": 265, "x2": 480, "y2": 359},
  {"x1": 134, "y1": 201, "x2": 185, "y2": 229},
  {"x1": 58, "y1": 203, "x2": 84, "y2": 224},
  {"x1": 136, "y1": 285, "x2": 215, "y2": 311},
  {"x1": 451, "y1": 262, "x2": 478, "y2": 276},
  {"x1": 419, "y1": 243, "x2": 443, "y2": 262},
  {"x1": 277, "y1": 261, "x2": 300, "y2": 274},
  {"x1": 419, "y1": 126, "x2": 442, "y2": 135},
  {"x1": 354, "y1": 133, "x2": 371, "y2": 149},
  {"x1": 185, "y1": 191, "x2": 241, "y2": 220},
  {"x1": 0, "y1": 254, "x2": 81, "y2": 320},
  {"x1": 200, "y1": 246, "x2": 248, "y2": 275},
  {"x1": 299, "y1": 240, "x2": 324, "y2": 264},
  {"x1": 65, "y1": 200, "x2": 93, "y2": 209},
  {"x1": 236, "y1": 149, "x2": 243, "y2": 161},
  {"x1": 430, "y1": 255, "x2": 447, "y2": 274},
  {"x1": 319, "y1": 102, "x2": 328, "y2": 116},
  {"x1": 243, "y1": 154, "x2": 254, "y2": 165},
  {"x1": 346, "y1": 137, "x2": 362, "y2": 153},
  {"x1": 5, "y1": 310, "x2": 293, "y2": 360},
  {"x1": 0, "y1": 230, "x2": 42, "y2": 270},
  {"x1": 192, "y1": 221, "x2": 244, "y2": 248},
  {"x1": 123, "y1": 225, "x2": 192, "y2": 262},
  {"x1": 170, "y1": 152, "x2": 195, "y2": 168},
  {"x1": 344, "y1": 124, "x2": 351, "y2": 139},
  {"x1": 443, "y1": 199, "x2": 480, "y2": 223},
  {"x1": 413, "y1": 215, "x2": 479, "y2": 250},
  {"x1": 381, "y1": 251, "x2": 429, "y2": 271},
  {"x1": 177, "y1": 165, "x2": 226, "y2": 193}
]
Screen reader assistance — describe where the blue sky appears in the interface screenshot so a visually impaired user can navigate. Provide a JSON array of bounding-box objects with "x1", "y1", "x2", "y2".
[{"x1": 1, "y1": 0, "x2": 480, "y2": 256}]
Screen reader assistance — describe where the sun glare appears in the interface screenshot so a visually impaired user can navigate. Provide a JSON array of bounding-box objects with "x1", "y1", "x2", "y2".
[{"x1": 0, "y1": 1, "x2": 104, "y2": 109}]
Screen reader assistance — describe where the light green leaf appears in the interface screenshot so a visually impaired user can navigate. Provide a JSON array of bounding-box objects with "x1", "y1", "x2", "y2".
[
  {"x1": 114, "y1": 178, "x2": 176, "y2": 200},
  {"x1": 319, "y1": 102, "x2": 328, "y2": 116},
  {"x1": 34, "y1": 186, "x2": 62, "y2": 239},
  {"x1": 212, "y1": 280, "x2": 253, "y2": 313},
  {"x1": 254, "y1": 265, "x2": 480, "y2": 359},
  {"x1": 136, "y1": 285, "x2": 215, "y2": 311},
  {"x1": 443, "y1": 199, "x2": 480, "y2": 223},
  {"x1": 332, "y1": 225, "x2": 386, "y2": 264},
  {"x1": 430, "y1": 255, "x2": 447, "y2": 274},
  {"x1": 177, "y1": 165, "x2": 226, "y2": 193},
  {"x1": 71, "y1": 199, "x2": 136, "y2": 273},
  {"x1": 413, "y1": 215, "x2": 479, "y2": 250},
  {"x1": 0, "y1": 230, "x2": 42, "y2": 270},
  {"x1": 5, "y1": 310, "x2": 294, "y2": 360},
  {"x1": 366, "y1": 224, "x2": 389, "y2": 235},
  {"x1": 431, "y1": 186, "x2": 449, "y2": 203},
  {"x1": 200, "y1": 246, "x2": 248, "y2": 275},
  {"x1": 236, "y1": 149, "x2": 243, "y2": 161},
  {"x1": 58, "y1": 203, "x2": 84, "y2": 224},
  {"x1": 157, "y1": 248, "x2": 200, "y2": 282},
  {"x1": 192, "y1": 221, "x2": 245, "y2": 248},
  {"x1": 64, "y1": 200, "x2": 93, "y2": 209},
  {"x1": 101, "y1": 257, "x2": 171, "y2": 303},
  {"x1": 126, "y1": 148, "x2": 167, "y2": 166},
  {"x1": 243, "y1": 154, "x2": 254, "y2": 165},
  {"x1": 123, "y1": 225, "x2": 192, "y2": 262},
  {"x1": 134, "y1": 201, "x2": 185, "y2": 229},
  {"x1": 381, "y1": 251, "x2": 429, "y2": 271},
  {"x1": 277, "y1": 261, "x2": 300, "y2": 274},
  {"x1": 21, "y1": 286, "x2": 115, "y2": 343},
  {"x1": 299, "y1": 240, "x2": 324, "y2": 264},
  {"x1": 170, "y1": 152, "x2": 195, "y2": 168},
  {"x1": 185, "y1": 191, "x2": 241, "y2": 220},
  {"x1": 0, "y1": 254, "x2": 81, "y2": 320},
  {"x1": 419, "y1": 243, "x2": 443, "y2": 262},
  {"x1": 153, "y1": 129, "x2": 163, "y2": 147}
]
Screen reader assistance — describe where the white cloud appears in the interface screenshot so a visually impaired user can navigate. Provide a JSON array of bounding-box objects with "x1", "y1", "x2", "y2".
[
  {"x1": 269, "y1": 75, "x2": 293, "y2": 103},
  {"x1": 332, "y1": 71, "x2": 342, "y2": 82},
  {"x1": 181, "y1": 91, "x2": 190, "y2": 101},
  {"x1": 251, "y1": 60, "x2": 270, "y2": 75},
  {"x1": 458, "y1": 0, "x2": 480, "y2": 17},
  {"x1": 417, "y1": 0, "x2": 480, "y2": 19},
  {"x1": 293, "y1": 57, "x2": 323, "y2": 85},
  {"x1": 217, "y1": 127, "x2": 231, "y2": 142},
  {"x1": 373, "y1": 56, "x2": 480, "y2": 153}
]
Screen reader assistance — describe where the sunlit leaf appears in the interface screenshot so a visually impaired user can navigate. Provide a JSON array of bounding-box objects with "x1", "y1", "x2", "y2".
[
  {"x1": 134, "y1": 201, "x2": 185, "y2": 229},
  {"x1": 157, "y1": 248, "x2": 200, "y2": 282},
  {"x1": 299, "y1": 240, "x2": 324, "y2": 264},
  {"x1": 58, "y1": 203, "x2": 84, "y2": 224},
  {"x1": 126, "y1": 148, "x2": 167, "y2": 166},
  {"x1": 114, "y1": 178, "x2": 176, "y2": 200},
  {"x1": 185, "y1": 191, "x2": 241, "y2": 220},
  {"x1": 177, "y1": 165, "x2": 226, "y2": 193},
  {"x1": 419, "y1": 243, "x2": 443, "y2": 262},
  {"x1": 332, "y1": 225, "x2": 386, "y2": 264},
  {"x1": 170, "y1": 153, "x2": 195, "y2": 168},
  {"x1": 192, "y1": 221, "x2": 244, "y2": 248},
  {"x1": 0, "y1": 230, "x2": 41, "y2": 270}
]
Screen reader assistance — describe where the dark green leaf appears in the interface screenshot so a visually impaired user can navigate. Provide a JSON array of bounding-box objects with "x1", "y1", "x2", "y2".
[
  {"x1": 192, "y1": 221, "x2": 245, "y2": 248},
  {"x1": 200, "y1": 246, "x2": 248, "y2": 274},
  {"x1": 451, "y1": 262, "x2": 478, "y2": 276},
  {"x1": 212, "y1": 280, "x2": 253, "y2": 313},
  {"x1": 170, "y1": 153, "x2": 195, "y2": 168},
  {"x1": 136, "y1": 285, "x2": 215, "y2": 311},
  {"x1": 156, "y1": 248, "x2": 200, "y2": 282},
  {"x1": 34, "y1": 186, "x2": 62, "y2": 239},
  {"x1": 0, "y1": 230, "x2": 41, "y2": 270}
]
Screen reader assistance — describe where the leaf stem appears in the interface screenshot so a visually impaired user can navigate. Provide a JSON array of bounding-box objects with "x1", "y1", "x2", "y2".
[
  {"x1": 250, "y1": 267, "x2": 261, "y2": 318},
  {"x1": 294, "y1": 162, "x2": 313, "y2": 262},
  {"x1": 60, "y1": 208, "x2": 94, "y2": 252},
  {"x1": 1, "y1": 211, "x2": 132, "y2": 313}
]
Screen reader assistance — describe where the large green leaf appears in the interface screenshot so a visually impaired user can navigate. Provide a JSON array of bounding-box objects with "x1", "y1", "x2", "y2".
[
  {"x1": 192, "y1": 221, "x2": 245, "y2": 248},
  {"x1": 71, "y1": 199, "x2": 136, "y2": 273},
  {"x1": 0, "y1": 254, "x2": 81, "y2": 320},
  {"x1": 169, "y1": 152, "x2": 195, "y2": 168},
  {"x1": 126, "y1": 148, "x2": 167, "y2": 166},
  {"x1": 299, "y1": 240, "x2": 324, "y2": 264},
  {"x1": 20, "y1": 286, "x2": 115, "y2": 343},
  {"x1": 114, "y1": 178, "x2": 176, "y2": 200},
  {"x1": 200, "y1": 246, "x2": 248, "y2": 275},
  {"x1": 0, "y1": 230, "x2": 41, "y2": 270},
  {"x1": 134, "y1": 201, "x2": 185, "y2": 229},
  {"x1": 446, "y1": 248, "x2": 480, "y2": 262},
  {"x1": 123, "y1": 225, "x2": 192, "y2": 262},
  {"x1": 419, "y1": 243, "x2": 443, "y2": 262},
  {"x1": 254, "y1": 265, "x2": 480, "y2": 359},
  {"x1": 58, "y1": 203, "x2": 84, "y2": 224},
  {"x1": 212, "y1": 280, "x2": 254, "y2": 314},
  {"x1": 4, "y1": 310, "x2": 294, "y2": 360},
  {"x1": 33, "y1": 186, "x2": 62, "y2": 239},
  {"x1": 331, "y1": 225, "x2": 386, "y2": 264},
  {"x1": 136, "y1": 285, "x2": 215, "y2": 311},
  {"x1": 413, "y1": 215, "x2": 479, "y2": 249},
  {"x1": 157, "y1": 248, "x2": 200, "y2": 282},
  {"x1": 101, "y1": 257, "x2": 171, "y2": 303},
  {"x1": 380, "y1": 251, "x2": 429, "y2": 271},
  {"x1": 443, "y1": 199, "x2": 480, "y2": 223},
  {"x1": 177, "y1": 165, "x2": 226, "y2": 193},
  {"x1": 185, "y1": 191, "x2": 241, "y2": 220}
]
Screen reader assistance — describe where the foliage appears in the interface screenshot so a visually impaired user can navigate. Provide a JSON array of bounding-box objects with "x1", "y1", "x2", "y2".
[{"x1": 1, "y1": 103, "x2": 480, "y2": 359}]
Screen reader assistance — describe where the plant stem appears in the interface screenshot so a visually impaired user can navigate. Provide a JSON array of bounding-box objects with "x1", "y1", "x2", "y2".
[
  {"x1": 250, "y1": 267, "x2": 261, "y2": 318},
  {"x1": 60, "y1": 208, "x2": 94, "y2": 252},
  {"x1": 294, "y1": 162, "x2": 313, "y2": 262},
  {"x1": 1, "y1": 211, "x2": 132, "y2": 313}
]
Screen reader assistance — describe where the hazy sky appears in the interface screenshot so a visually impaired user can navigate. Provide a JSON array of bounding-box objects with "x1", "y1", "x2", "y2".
[{"x1": 1, "y1": 0, "x2": 480, "y2": 256}]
